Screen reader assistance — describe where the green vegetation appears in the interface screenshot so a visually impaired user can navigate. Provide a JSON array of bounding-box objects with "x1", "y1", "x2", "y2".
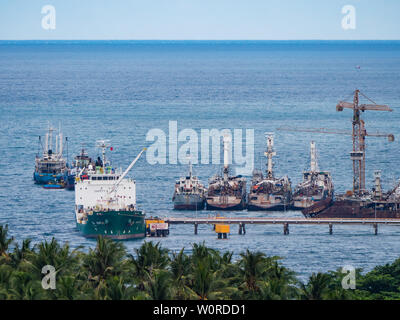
[{"x1": 0, "y1": 224, "x2": 399, "y2": 300}]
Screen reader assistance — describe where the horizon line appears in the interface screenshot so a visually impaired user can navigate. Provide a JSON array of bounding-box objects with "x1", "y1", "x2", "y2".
[{"x1": 1, "y1": 39, "x2": 400, "y2": 41}]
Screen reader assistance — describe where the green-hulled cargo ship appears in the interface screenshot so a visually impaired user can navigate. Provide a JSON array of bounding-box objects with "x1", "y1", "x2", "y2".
[{"x1": 75, "y1": 141, "x2": 147, "y2": 240}]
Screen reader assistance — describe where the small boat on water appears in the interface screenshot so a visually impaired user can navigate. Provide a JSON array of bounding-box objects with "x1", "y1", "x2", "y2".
[
  {"x1": 74, "y1": 141, "x2": 147, "y2": 239},
  {"x1": 206, "y1": 136, "x2": 247, "y2": 210},
  {"x1": 292, "y1": 141, "x2": 334, "y2": 210},
  {"x1": 64, "y1": 147, "x2": 92, "y2": 190},
  {"x1": 172, "y1": 157, "x2": 206, "y2": 210},
  {"x1": 34, "y1": 124, "x2": 67, "y2": 184},
  {"x1": 247, "y1": 133, "x2": 292, "y2": 211},
  {"x1": 43, "y1": 179, "x2": 66, "y2": 190}
]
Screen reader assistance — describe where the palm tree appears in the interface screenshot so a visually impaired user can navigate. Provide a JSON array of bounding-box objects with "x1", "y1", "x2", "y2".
[
  {"x1": 23, "y1": 238, "x2": 81, "y2": 282},
  {"x1": 237, "y1": 249, "x2": 269, "y2": 297},
  {"x1": 83, "y1": 236, "x2": 128, "y2": 284},
  {"x1": 145, "y1": 269, "x2": 172, "y2": 300},
  {"x1": 8, "y1": 271, "x2": 44, "y2": 300},
  {"x1": 187, "y1": 244, "x2": 236, "y2": 300},
  {"x1": 170, "y1": 248, "x2": 193, "y2": 299},
  {"x1": 129, "y1": 241, "x2": 170, "y2": 290},
  {"x1": 300, "y1": 272, "x2": 331, "y2": 300},
  {"x1": 0, "y1": 264, "x2": 13, "y2": 299},
  {"x1": 10, "y1": 239, "x2": 33, "y2": 268},
  {"x1": 261, "y1": 260, "x2": 299, "y2": 299},
  {"x1": 0, "y1": 224, "x2": 14, "y2": 260},
  {"x1": 93, "y1": 276, "x2": 137, "y2": 300},
  {"x1": 54, "y1": 275, "x2": 81, "y2": 300}
]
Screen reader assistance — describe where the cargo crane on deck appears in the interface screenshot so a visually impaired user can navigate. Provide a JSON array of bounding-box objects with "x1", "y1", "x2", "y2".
[{"x1": 278, "y1": 89, "x2": 394, "y2": 196}]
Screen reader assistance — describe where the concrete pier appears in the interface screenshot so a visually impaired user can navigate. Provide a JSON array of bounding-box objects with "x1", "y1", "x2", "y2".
[{"x1": 165, "y1": 217, "x2": 400, "y2": 236}]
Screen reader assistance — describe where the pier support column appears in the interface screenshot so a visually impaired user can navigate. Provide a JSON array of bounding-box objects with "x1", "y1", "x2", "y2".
[
  {"x1": 194, "y1": 223, "x2": 198, "y2": 235},
  {"x1": 329, "y1": 223, "x2": 333, "y2": 235},
  {"x1": 283, "y1": 223, "x2": 289, "y2": 235},
  {"x1": 239, "y1": 223, "x2": 246, "y2": 235},
  {"x1": 373, "y1": 223, "x2": 378, "y2": 235}
]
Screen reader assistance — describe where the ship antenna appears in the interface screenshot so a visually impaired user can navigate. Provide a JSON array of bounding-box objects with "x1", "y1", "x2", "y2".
[
  {"x1": 187, "y1": 154, "x2": 193, "y2": 177},
  {"x1": 264, "y1": 132, "x2": 276, "y2": 179}
]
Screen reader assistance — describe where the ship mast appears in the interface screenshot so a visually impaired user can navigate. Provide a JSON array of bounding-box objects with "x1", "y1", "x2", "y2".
[
  {"x1": 58, "y1": 123, "x2": 63, "y2": 159},
  {"x1": 96, "y1": 140, "x2": 110, "y2": 170},
  {"x1": 310, "y1": 141, "x2": 319, "y2": 172},
  {"x1": 48, "y1": 126, "x2": 54, "y2": 153},
  {"x1": 187, "y1": 155, "x2": 193, "y2": 178},
  {"x1": 223, "y1": 135, "x2": 231, "y2": 182},
  {"x1": 264, "y1": 133, "x2": 276, "y2": 179}
]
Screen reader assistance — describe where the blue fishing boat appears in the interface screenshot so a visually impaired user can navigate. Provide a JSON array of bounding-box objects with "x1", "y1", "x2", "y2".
[{"x1": 33, "y1": 125, "x2": 67, "y2": 184}]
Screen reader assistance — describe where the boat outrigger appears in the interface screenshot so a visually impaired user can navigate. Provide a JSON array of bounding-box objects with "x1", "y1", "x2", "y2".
[{"x1": 74, "y1": 141, "x2": 147, "y2": 239}]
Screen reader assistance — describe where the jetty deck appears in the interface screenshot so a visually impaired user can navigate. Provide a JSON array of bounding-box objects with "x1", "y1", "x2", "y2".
[{"x1": 163, "y1": 217, "x2": 400, "y2": 235}]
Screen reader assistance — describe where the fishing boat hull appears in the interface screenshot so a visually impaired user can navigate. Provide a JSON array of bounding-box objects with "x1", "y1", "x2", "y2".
[
  {"x1": 76, "y1": 210, "x2": 146, "y2": 239},
  {"x1": 173, "y1": 194, "x2": 205, "y2": 210},
  {"x1": 247, "y1": 202, "x2": 289, "y2": 211},
  {"x1": 33, "y1": 171, "x2": 65, "y2": 184},
  {"x1": 206, "y1": 196, "x2": 246, "y2": 210},
  {"x1": 292, "y1": 197, "x2": 324, "y2": 210},
  {"x1": 247, "y1": 193, "x2": 292, "y2": 211},
  {"x1": 43, "y1": 184, "x2": 65, "y2": 190},
  {"x1": 302, "y1": 197, "x2": 400, "y2": 219}
]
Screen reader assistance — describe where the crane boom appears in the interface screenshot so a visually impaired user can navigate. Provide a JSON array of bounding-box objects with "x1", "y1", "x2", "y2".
[
  {"x1": 337, "y1": 102, "x2": 392, "y2": 112},
  {"x1": 277, "y1": 126, "x2": 394, "y2": 140},
  {"x1": 109, "y1": 148, "x2": 147, "y2": 195}
]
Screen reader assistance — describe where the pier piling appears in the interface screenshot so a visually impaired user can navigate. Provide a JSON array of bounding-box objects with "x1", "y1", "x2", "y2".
[
  {"x1": 283, "y1": 223, "x2": 289, "y2": 235},
  {"x1": 329, "y1": 223, "x2": 333, "y2": 235},
  {"x1": 239, "y1": 223, "x2": 246, "y2": 235},
  {"x1": 374, "y1": 223, "x2": 378, "y2": 235},
  {"x1": 194, "y1": 223, "x2": 198, "y2": 235}
]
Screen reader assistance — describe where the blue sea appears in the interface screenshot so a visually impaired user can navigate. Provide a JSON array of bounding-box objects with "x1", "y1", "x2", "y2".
[{"x1": 1, "y1": 40, "x2": 400, "y2": 281}]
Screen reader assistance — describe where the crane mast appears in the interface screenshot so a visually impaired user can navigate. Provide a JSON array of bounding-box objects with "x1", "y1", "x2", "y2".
[
  {"x1": 278, "y1": 89, "x2": 394, "y2": 197},
  {"x1": 336, "y1": 89, "x2": 393, "y2": 196}
]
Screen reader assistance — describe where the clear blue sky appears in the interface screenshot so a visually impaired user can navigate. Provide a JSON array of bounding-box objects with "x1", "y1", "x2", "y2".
[{"x1": 0, "y1": 0, "x2": 399, "y2": 40}]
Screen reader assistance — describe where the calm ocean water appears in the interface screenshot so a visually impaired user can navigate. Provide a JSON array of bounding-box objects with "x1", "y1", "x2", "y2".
[{"x1": 0, "y1": 40, "x2": 400, "y2": 280}]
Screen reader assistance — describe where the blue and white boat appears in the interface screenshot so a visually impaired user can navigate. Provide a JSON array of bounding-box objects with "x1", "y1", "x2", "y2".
[{"x1": 33, "y1": 125, "x2": 67, "y2": 184}]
